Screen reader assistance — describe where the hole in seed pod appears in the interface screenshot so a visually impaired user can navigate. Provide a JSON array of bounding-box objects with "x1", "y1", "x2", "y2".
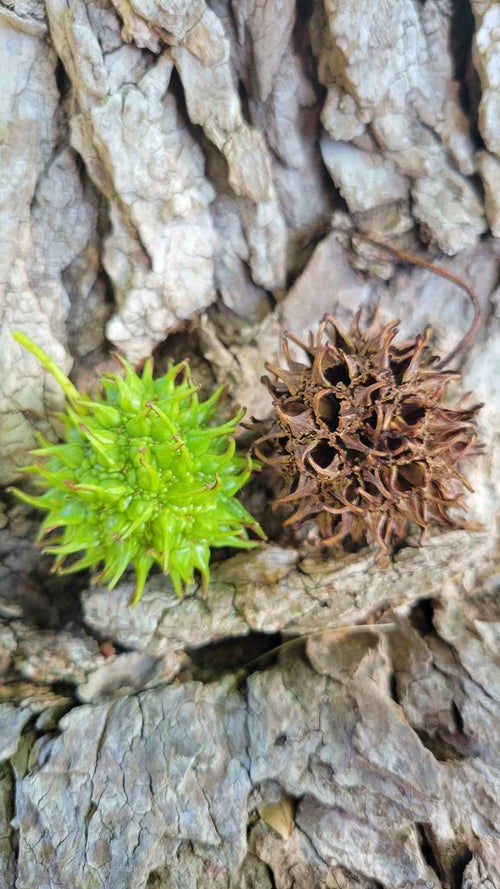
[
  {"x1": 400, "y1": 401, "x2": 426, "y2": 426},
  {"x1": 323, "y1": 363, "x2": 350, "y2": 387},
  {"x1": 387, "y1": 436, "x2": 405, "y2": 452},
  {"x1": 282, "y1": 399, "x2": 309, "y2": 416},
  {"x1": 343, "y1": 481, "x2": 358, "y2": 504},
  {"x1": 394, "y1": 473, "x2": 412, "y2": 493},
  {"x1": 308, "y1": 441, "x2": 337, "y2": 469},
  {"x1": 390, "y1": 353, "x2": 413, "y2": 384},
  {"x1": 279, "y1": 400, "x2": 315, "y2": 437},
  {"x1": 397, "y1": 463, "x2": 426, "y2": 490},
  {"x1": 344, "y1": 449, "x2": 361, "y2": 464},
  {"x1": 359, "y1": 431, "x2": 375, "y2": 449},
  {"x1": 315, "y1": 394, "x2": 340, "y2": 425}
]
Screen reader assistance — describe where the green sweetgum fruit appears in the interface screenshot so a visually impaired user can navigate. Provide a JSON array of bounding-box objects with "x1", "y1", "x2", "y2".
[{"x1": 10, "y1": 332, "x2": 265, "y2": 605}]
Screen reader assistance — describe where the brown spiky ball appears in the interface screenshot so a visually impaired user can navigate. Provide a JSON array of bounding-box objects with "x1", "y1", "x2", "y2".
[{"x1": 255, "y1": 308, "x2": 481, "y2": 562}]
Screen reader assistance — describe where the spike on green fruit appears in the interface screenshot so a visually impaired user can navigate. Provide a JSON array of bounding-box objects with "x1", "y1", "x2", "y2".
[{"x1": 9, "y1": 332, "x2": 265, "y2": 606}]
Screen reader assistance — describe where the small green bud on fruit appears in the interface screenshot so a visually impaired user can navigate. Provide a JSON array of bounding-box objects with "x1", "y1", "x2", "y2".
[{"x1": 10, "y1": 332, "x2": 265, "y2": 606}]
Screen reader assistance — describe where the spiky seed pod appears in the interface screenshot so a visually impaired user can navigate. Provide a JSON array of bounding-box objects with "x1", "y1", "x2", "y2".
[
  {"x1": 9, "y1": 332, "x2": 265, "y2": 605},
  {"x1": 255, "y1": 308, "x2": 481, "y2": 562}
]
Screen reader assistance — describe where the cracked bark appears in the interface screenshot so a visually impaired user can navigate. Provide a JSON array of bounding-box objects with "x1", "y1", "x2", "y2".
[{"x1": 1, "y1": 1, "x2": 499, "y2": 887}]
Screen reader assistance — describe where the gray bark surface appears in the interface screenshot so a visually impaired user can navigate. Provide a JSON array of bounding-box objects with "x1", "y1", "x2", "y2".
[{"x1": 0, "y1": 1, "x2": 499, "y2": 887}]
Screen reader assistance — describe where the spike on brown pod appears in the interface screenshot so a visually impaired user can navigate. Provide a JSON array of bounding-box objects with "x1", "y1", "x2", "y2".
[{"x1": 254, "y1": 294, "x2": 483, "y2": 564}]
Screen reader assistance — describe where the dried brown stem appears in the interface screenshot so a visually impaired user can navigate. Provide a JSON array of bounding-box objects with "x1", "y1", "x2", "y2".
[
  {"x1": 242, "y1": 622, "x2": 397, "y2": 670},
  {"x1": 352, "y1": 232, "x2": 481, "y2": 368}
]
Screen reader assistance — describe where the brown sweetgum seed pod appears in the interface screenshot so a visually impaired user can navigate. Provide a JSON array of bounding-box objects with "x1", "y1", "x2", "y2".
[{"x1": 255, "y1": 243, "x2": 483, "y2": 564}]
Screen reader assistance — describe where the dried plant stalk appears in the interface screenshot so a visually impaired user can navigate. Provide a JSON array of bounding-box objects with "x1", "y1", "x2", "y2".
[{"x1": 255, "y1": 308, "x2": 482, "y2": 562}]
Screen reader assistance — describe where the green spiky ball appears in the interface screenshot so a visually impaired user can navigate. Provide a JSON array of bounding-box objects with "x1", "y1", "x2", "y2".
[{"x1": 10, "y1": 332, "x2": 264, "y2": 606}]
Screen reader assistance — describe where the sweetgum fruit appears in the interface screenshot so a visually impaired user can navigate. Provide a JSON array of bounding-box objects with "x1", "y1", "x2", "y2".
[
  {"x1": 255, "y1": 309, "x2": 481, "y2": 562},
  {"x1": 10, "y1": 332, "x2": 264, "y2": 605}
]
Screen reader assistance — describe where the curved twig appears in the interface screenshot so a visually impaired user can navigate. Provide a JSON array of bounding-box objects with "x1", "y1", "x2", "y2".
[
  {"x1": 241, "y1": 622, "x2": 397, "y2": 671},
  {"x1": 351, "y1": 232, "x2": 481, "y2": 369}
]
